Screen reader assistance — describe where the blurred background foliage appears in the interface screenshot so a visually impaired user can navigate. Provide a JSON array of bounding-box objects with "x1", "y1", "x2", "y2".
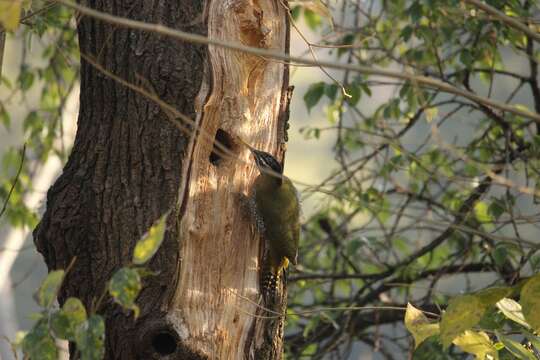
[
  {"x1": 1, "y1": 0, "x2": 540, "y2": 359},
  {"x1": 286, "y1": 0, "x2": 540, "y2": 358}
]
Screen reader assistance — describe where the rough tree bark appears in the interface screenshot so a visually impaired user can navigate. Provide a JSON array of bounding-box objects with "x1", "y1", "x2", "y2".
[{"x1": 34, "y1": 0, "x2": 290, "y2": 359}]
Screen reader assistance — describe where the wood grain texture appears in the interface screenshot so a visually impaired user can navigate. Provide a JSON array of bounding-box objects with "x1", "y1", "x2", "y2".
[{"x1": 168, "y1": 0, "x2": 289, "y2": 358}]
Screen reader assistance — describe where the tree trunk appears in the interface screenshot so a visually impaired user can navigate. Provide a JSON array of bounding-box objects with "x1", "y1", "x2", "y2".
[{"x1": 34, "y1": 0, "x2": 290, "y2": 359}]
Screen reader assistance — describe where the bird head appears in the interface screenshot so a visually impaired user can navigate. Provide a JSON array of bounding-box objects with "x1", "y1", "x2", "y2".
[
  {"x1": 237, "y1": 137, "x2": 283, "y2": 183},
  {"x1": 250, "y1": 149, "x2": 283, "y2": 175}
]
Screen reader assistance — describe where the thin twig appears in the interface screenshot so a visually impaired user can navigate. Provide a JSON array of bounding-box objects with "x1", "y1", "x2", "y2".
[
  {"x1": 57, "y1": 0, "x2": 540, "y2": 123},
  {"x1": 462, "y1": 0, "x2": 540, "y2": 43},
  {"x1": 0, "y1": 144, "x2": 26, "y2": 220}
]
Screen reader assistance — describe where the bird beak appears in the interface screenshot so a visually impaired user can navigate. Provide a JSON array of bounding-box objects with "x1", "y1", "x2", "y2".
[{"x1": 237, "y1": 136, "x2": 255, "y2": 152}]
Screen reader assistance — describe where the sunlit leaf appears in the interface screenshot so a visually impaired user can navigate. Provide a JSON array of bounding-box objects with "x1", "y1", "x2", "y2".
[
  {"x1": 133, "y1": 213, "x2": 168, "y2": 265},
  {"x1": 404, "y1": 303, "x2": 440, "y2": 349},
  {"x1": 453, "y1": 330, "x2": 498, "y2": 360},
  {"x1": 425, "y1": 107, "x2": 438, "y2": 123},
  {"x1": 496, "y1": 298, "x2": 530, "y2": 329},
  {"x1": 474, "y1": 201, "x2": 492, "y2": 223},
  {"x1": 0, "y1": 0, "x2": 22, "y2": 31},
  {"x1": 440, "y1": 295, "x2": 485, "y2": 348},
  {"x1": 520, "y1": 273, "x2": 540, "y2": 332}
]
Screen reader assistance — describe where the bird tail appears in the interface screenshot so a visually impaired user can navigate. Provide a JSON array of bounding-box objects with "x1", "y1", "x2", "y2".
[
  {"x1": 260, "y1": 258, "x2": 289, "y2": 304},
  {"x1": 261, "y1": 265, "x2": 278, "y2": 304}
]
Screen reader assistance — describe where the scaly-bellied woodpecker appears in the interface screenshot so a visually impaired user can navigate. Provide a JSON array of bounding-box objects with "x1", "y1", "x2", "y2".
[{"x1": 239, "y1": 138, "x2": 300, "y2": 302}]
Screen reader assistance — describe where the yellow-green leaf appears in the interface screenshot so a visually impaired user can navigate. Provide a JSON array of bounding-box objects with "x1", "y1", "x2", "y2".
[
  {"x1": 474, "y1": 201, "x2": 492, "y2": 223},
  {"x1": 132, "y1": 213, "x2": 168, "y2": 265},
  {"x1": 520, "y1": 273, "x2": 540, "y2": 332},
  {"x1": 496, "y1": 298, "x2": 530, "y2": 328},
  {"x1": 440, "y1": 294, "x2": 485, "y2": 348},
  {"x1": 108, "y1": 267, "x2": 141, "y2": 317},
  {"x1": 51, "y1": 297, "x2": 87, "y2": 341},
  {"x1": 0, "y1": 0, "x2": 22, "y2": 31},
  {"x1": 36, "y1": 270, "x2": 65, "y2": 308},
  {"x1": 425, "y1": 107, "x2": 438, "y2": 123},
  {"x1": 404, "y1": 303, "x2": 440, "y2": 348},
  {"x1": 453, "y1": 330, "x2": 498, "y2": 360},
  {"x1": 475, "y1": 286, "x2": 512, "y2": 307}
]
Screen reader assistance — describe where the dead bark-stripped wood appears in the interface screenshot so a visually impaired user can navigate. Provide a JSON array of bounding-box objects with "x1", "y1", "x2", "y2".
[
  {"x1": 167, "y1": 0, "x2": 290, "y2": 358},
  {"x1": 33, "y1": 0, "x2": 290, "y2": 359}
]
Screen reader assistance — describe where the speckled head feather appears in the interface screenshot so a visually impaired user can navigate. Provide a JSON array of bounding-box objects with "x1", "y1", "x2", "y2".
[{"x1": 251, "y1": 149, "x2": 283, "y2": 175}]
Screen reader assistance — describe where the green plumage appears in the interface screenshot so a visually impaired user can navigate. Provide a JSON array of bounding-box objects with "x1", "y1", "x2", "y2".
[
  {"x1": 240, "y1": 142, "x2": 300, "y2": 301},
  {"x1": 252, "y1": 172, "x2": 300, "y2": 275}
]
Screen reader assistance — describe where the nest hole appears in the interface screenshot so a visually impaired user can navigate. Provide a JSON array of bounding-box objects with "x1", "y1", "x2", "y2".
[
  {"x1": 210, "y1": 129, "x2": 234, "y2": 166},
  {"x1": 151, "y1": 331, "x2": 177, "y2": 356}
]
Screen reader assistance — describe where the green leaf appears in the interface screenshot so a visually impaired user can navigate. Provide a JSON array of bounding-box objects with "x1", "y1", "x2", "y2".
[
  {"x1": 135, "y1": 267, "x2": 160, "y2": 278},
  {"x1": 75, "y1": 315, "x2": 105, "y2": 360},
  {"x1": 108, "y1": 267, "x2": 141, "y2": 317},
  {"x1": 133, "y1": 213, "x2": 168, "y2": 265},
  {"x1": 401, "y1": 25, "x2": 414, "y2": 41},
  {"x1": 36, "y1": 270, "x2": 65, "y2": 308},
  {"x1": 440, "y1": 294, "x2": 485, "y2": 348},
  {"x1": 460, "y1": 49, "x2": 474, "y2": 67},
  {"x1": 22, "y1": 319, "x2": 57, "y2": 360},
  {"x1": 496, "y1": 298, "x2": 530, "y2": 328},
  {"x1": 0, "y1": 0, "x2": 22, "y2": 31},
  {"x1": 522, "y1": 330, "x2": 540, "y2": 353},
  {"x1": 302, "y1": 0, "x2": 333, "y2": 28},
  {"x1": 290, "y1": 5, "x2": 301, "y2": 20},
  {"x1": 51, "y1": 297, "x2": 87, "y2": 341},
  {"x1": 0, "y1": 104, "x2": 10, "y2": 128},
  {"x1": 302, "y1": 315, "x2": 320, "y2": 338},
  {"x1": 18, "y1": 67, "x2": 35, "y2": 91},
  {"x1": 413, "y1": 336, "x2": 450, "y2": 360},
  {"x1": 303, "y1": 8, "x2": 322, "y2": 30},
  {"x1": 453, "y1": 330, "x2": 498, "y2": 360},
  {"x1": 324, "y1": 83, "x2": 338, "y2": 100},
  {"x1": 496, "y1": 331, "x2": 537, "y2": 360},
  {"x1": 520, "y1": 273, "x2": 540, "y2": 332},
  {"x1": 493, "y1": 246, "x2": 509, "y2": 267},
  {"x1": 407, "y1": 1, "x2": 423, "y2": 23},
  {"x1": 489, "y1": 198, "x2": 506, "y2": 219},
  {"x1": 345, "y1": 85, "x2": 361, "y2": 106},
  {"x1": 303, "y1": 82, "x2": 325, "y2": 113},
  {"x1": 474, "y1": 201, "x2": 492, "y2": 223},
  {"x1": 404, "y1": 303, "x2": 440, "y2": 348}
]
